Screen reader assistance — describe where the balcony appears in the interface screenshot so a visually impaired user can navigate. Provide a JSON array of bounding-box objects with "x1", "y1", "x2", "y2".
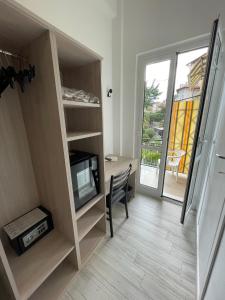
[
  {"x1": 140, "y1": 93, "x2": 200, "y2": 202},
  {"x1": 140, "y1": 164, "x2": 187, "y2": 202},
  {"x1": 140, "y1": 142, "x2": 188, "y2": 202}
]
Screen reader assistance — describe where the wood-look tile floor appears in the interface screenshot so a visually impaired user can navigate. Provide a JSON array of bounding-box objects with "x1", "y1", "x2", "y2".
[{"x1": 62, "y1": 194, "x2": 196, "y2": 300}]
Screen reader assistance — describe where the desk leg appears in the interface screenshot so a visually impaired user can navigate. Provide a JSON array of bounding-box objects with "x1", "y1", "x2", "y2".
[{"x1": 128, "y1": 172, "x2": 136, "y2": 198}]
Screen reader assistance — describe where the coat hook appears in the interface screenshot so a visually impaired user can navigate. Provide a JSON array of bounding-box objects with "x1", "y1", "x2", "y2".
[{"x1": 107, "y1": 88, "x2": 112, "y2": 98}]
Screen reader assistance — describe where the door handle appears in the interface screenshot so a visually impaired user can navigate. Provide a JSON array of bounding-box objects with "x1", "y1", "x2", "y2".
[
  {"x1": 216, "y1": 154, "x2": 225, "y2": 160},
  {"x1": 218, "y1": 171, "x2": 225, "y2": 175}
]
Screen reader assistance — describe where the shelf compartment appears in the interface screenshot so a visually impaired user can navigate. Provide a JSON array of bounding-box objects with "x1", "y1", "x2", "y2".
[
  {"x1": 30, "y1": 260, "x2": 76, "y2": 300},
  {"x1": 76, "y1": 194, "x2": 104, "y2": 220},
  {"x1": 77, "y1": 207, "x2": 105, "y2": 241},
  {"x1": 6, "y1": 230, "x2": 74, "y2": 300},
  {"x1": 80, "y1": 226, "x2": 105, "y2": 264},
  {"x1": 66, "y1": 131, "x2": 102, "y2": 142},
  {"x1": 63, "y1": 100, "x2": 100, "y2": 108}
]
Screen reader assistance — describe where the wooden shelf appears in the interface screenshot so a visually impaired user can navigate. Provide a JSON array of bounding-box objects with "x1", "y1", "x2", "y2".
[
  {"x1": 30, "y1": 260, "x2": 76, "y2": 300},
  {"x1": 80, "y1": 227, "x2": 105, "y2": 264},
  {"x1": 6, "y1": 230, "x2": 74, "y2": 300},
  {"x1": 77, "y1": 207, "x2": 105, "y2": 241},
  {"x1": 63, "y1": 100, "x2": 100, "y2": 108},
  {"x1": 0, "y1": 4, "x2": 106, "y2": 298},
  {"x1": 76, "y1": 194, "x2": 104, "y2": 220},
  {"x1": 66, "y1": 131, "x2": 102, "y2": 142}
]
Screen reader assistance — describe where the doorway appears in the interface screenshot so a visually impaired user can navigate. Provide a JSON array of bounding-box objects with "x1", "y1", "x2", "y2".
[{"x1": 136, "y1": 39, "x2": 209, "y2": 202}]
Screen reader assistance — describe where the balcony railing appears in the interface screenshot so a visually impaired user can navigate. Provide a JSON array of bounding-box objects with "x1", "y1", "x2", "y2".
[
  {"x1": 141, "y1": 142, "x2": 162, "y2": 167},
  {"x1": 141, "y1": 95, "x2": 200, "y2": 173}
]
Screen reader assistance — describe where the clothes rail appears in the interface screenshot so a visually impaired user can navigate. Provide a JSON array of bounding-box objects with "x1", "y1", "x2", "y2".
[{"x1": 0, "y1": 49, "x2": 27, "y2": 61}]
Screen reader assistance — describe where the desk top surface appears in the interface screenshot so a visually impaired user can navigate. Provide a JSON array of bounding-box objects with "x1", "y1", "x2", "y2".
[{"x1": 104, "y1": 155, "x2": 138, "y2": 182}]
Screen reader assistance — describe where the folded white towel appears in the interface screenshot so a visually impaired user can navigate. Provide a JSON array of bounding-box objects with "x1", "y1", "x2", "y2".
[{"x1": 62, "y1": 86, "x2": 100, "y2": 104}]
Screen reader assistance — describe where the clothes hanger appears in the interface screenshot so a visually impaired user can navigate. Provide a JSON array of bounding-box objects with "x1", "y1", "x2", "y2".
[
  {"x1": 0, "y1": 50, "x2": 36, "y2": 96},
  {"x1": 0, "y1": 53, "x2": 11, "y2": 96},
  {"x1": 15, "y1": 56, "x2": 35, "y2": 92}
]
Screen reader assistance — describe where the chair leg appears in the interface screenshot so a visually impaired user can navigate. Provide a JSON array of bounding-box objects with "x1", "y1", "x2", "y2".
[
  {"x1": 108, "y1": 205, "x2": 114, "y2": 238},
  {"x1": 172, "y1": 166, "x2": 174, "y2": 174},
  {"x1": 124, "y1": 196, "x2": 129, "y2": 219}
]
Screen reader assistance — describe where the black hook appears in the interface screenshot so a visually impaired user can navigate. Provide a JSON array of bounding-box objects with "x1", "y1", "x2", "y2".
[{"x1": 107, "y1": 88, "x2": 113, "y2": 97}]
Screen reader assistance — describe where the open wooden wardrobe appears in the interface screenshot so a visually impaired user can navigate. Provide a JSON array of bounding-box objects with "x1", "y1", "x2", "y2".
[{"x1": 0, "y1": 2, "x2": 106, "y2": 299}]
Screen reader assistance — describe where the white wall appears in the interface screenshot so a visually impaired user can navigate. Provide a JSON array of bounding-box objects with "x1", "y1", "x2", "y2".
[
  {"x1": 113, "y1": 0, "x2": 225, "y2": 156},
  {"x1": 14, "y1": 0, "x2": 116, "y2": 155}
]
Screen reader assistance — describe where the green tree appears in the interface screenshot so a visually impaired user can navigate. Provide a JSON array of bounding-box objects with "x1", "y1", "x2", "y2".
[
  {"x1": 149, "y1": 111, "x2": 164, "y2": 123},
  {"x1": 142, "y1": 80, "x2": 164, "y2": 146},
  {"x1": 142, "y1": 128, "x2": 155, "y2": 143},
  {"x1": 144, "y1": 80, "x2": 162, "y2": 109}
]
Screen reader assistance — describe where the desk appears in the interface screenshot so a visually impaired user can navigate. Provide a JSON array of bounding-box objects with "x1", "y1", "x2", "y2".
[{"x1": 104, "y1": 156, "x2": 138, "y2": 195}]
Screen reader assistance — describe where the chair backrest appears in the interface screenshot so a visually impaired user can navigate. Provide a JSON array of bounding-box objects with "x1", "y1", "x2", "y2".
[
  {"x1": 110, "y1": 164, "x2": 132, "y2": 197},
  {"x1": 175, "y1": 150, "x2": 186, "y2": 157},
  {"x1": 167, "y1": 149, "x2": 186, "y2": 166}
]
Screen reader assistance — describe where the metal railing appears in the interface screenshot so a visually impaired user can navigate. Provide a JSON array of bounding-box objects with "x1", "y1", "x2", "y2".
[
  {"x1": 141, "y1": 95, "x2": 200, "y2": 171},
  {"x1": 141, "y1": 141, "x2": 162, "y2": 167}
]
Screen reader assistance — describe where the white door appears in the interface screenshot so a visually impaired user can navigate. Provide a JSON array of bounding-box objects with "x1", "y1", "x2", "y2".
[
  {"x1": 204, "y1": 221, "x2": 225, "y2": 300},
  {"x1": 136, "y1": 54, "x2": 176, "y2": 199},
  {"x1": 180, "y1": 19, "x2": 223, "y2": 223},
  {"x1": 198, "y1": 82, "x2": 225, "y2": 297}
]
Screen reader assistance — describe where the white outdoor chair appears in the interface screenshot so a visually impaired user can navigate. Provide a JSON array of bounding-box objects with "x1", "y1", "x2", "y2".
[{"x1": 166, "y1": 150, "x2": 186, "y2": 182}]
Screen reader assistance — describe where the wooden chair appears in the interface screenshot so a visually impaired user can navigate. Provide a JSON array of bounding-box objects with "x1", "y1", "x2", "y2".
[{"x1": 106, "y1": 164, "x2": 132, "y2": 237}]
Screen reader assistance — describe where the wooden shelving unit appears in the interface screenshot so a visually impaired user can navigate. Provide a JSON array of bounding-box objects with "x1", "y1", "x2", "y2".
[
  {"x1": 80, "y1": 226, "x2": 105, "y2": 264},
  {"x1": 6, "y1": 231, "x2": 74, "y2": 300},
  {"x1": 63, "y1": 100, "x2": 100, "y2": 108},
  {"x1": 77, "y1": 208, "x2": 105, "y2": 241},
  {"x1": 66, "y1": 131, "x2": 102, "y2": 142},
  {"x1": 30, "y1": 261, "x2": 76, "y2": 300},
  {"x1": 76, "y1": 194, "x2": 104, "y2": 220},
  {"x1": 60, "y1": 36, "x2": 106, "y2": 271},
  {"x1": 0, "y1": 1, "x2": 106, "y2": 299}
]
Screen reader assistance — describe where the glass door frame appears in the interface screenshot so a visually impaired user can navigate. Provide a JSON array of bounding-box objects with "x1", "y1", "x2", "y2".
[
  {"x1": 136, "y1": 52, "x2": 176, "y2": 199},
  {"x1": 135, "y1": 36, "x2": 210, "y2": 200}
]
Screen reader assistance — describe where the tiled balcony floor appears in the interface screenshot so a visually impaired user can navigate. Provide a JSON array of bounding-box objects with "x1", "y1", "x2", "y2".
[{"x1": 140, "y1": 165, "x2": 187, "y2": 202}]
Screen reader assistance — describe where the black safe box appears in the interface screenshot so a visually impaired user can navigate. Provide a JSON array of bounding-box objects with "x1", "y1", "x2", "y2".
[{"x1": 3, "y1": 206, "x2": 54, "y2": 255}]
